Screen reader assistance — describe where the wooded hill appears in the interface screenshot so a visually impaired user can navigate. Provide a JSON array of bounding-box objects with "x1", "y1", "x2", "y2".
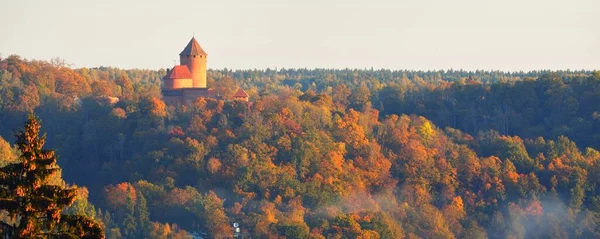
[{"x1": 1, "y1": 54, "x2": 600, "y2": 238}]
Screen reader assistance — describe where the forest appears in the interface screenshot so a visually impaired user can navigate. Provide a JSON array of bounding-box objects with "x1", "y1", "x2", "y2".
[{"x1": 1, "y1": 54, "x2": 600, "y2": 238}]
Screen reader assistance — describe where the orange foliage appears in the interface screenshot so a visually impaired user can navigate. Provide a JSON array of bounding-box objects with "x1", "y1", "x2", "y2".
[
  {"x1": 256, "y1": 202, "x2": 279, "y2": 235},
  {"x1": 169, "y1": 126, "x2": 185, "y2": 137},
  {"x1": 207, "y1": 157, "x2": 222, "y2": 174},
  {"x1": 329, "y1": 150, "x2": 345, "y2": 171},
  {"x1": 525, "y1": 200, "x2": 544, "y2": 216},
  {"x1": 401, "y1": 182, "x2": 432, "y2": 206},
  {"x1": 336, "y1": 110, "x2": 369, "y2": 150},
  {"x1": 166, "y1": 188, "x2": 195, "y2": 206},
  {"x1": 149, "y1": 97, "x2": 167, "y2": 118},
  {"x1": 104, "y1": 182, "x2": 136, "y2": 209}
]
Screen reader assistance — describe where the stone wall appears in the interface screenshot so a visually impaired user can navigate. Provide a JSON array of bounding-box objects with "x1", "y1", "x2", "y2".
[{"x1": 164, "y1": 78, "x2": 193, "y2": 89}]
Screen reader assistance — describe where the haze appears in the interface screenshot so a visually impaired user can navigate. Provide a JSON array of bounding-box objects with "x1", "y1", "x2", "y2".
[{"x1": 1, "y1": 0, "x2": 598, "y2": 71}]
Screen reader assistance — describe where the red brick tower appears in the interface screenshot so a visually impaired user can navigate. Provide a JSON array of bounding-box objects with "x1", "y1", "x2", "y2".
[{"x1": 179, "y1": 37, "x2": 207, "y2": 88}]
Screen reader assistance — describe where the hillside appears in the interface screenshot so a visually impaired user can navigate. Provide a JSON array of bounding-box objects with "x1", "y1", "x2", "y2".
[{"x1": 2, "y1": 55, "x2": 600, "y2": 238}]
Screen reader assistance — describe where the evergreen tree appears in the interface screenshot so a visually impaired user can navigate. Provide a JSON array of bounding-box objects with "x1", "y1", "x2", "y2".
[
  {"x1": 134, "y1": 191, "x2": 150, "y2": 238},
  {"x1": 121, "y1": 194, "x2": 137, "y2": 238},
  {"x1": 0, "y1": 115, "x2": 104, "y2": 238}
]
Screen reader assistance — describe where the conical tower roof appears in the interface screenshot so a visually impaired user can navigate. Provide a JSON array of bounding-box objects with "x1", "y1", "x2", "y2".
[{"x1": 180, "y1": 37, "x2": 207, "y2": 56}]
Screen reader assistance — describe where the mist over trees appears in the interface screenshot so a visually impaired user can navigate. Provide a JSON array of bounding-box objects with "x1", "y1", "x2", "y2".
[{"x1": 1, "y1": 54, "x2": 600, "y2": 238}]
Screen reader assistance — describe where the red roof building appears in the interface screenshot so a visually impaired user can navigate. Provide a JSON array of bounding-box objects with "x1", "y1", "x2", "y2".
[
  {"x1": 163, "y1": 65, "x2": 193, "y2": 89},
  {"x1": 162, "y1": 37, "x2": 250, "y2": 105},
  {"x1": 233, "y1": 88, "x2": 249, "y2": 102},
  {"x1": 166, "y1": 65, "x2": 192, "y2": 79}
]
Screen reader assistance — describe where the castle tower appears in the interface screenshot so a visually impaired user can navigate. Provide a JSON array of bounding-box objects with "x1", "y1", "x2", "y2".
[{"x1": 179, "y1": 37, "x2": 208, "y2": 88}]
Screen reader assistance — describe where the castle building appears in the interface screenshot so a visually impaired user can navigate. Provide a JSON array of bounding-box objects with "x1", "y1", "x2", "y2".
[
  {"x1": 233, "y1": 88, "x2": 249, "y2": 102},
  {"x1": 162, "y1": 37, "x2": 228, "y2": 105}
]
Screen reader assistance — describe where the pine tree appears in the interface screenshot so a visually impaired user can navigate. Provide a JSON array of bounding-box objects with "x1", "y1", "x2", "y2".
[
  {"x1": 0, "y1": 115, "x2": 105, "y2": 238},
  {"x1": 134, "y1": 191, "x2": 149, "y2": 238},
  {"x1": 121, "y1": 195, "x2": 137, "y2": 238}
]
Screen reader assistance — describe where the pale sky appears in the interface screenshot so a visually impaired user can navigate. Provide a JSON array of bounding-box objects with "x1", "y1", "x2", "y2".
[{"x1": 1, "y1": 0, "x2": 598, "y2": 71}]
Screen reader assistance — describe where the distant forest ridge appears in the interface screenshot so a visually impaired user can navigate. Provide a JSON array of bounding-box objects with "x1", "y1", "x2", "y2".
[{"x1": 93, "y1": 65, "x2": 595, "y2": 83}]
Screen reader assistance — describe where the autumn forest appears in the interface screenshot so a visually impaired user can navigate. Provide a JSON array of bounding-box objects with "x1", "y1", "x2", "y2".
[{"x1": 2, "y1": 55, "x2": 600, "y2": 238}]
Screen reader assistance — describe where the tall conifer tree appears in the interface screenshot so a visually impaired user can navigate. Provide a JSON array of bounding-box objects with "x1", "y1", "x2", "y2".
[{"x1": 0, "y1": 115, "x2": 104, "y2": 238}]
